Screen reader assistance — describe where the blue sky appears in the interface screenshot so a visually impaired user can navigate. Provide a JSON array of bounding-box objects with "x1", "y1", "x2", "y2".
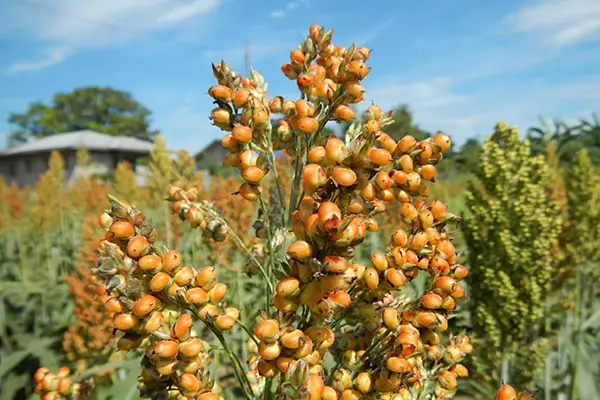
[{"x1": 1, "y1": 0, "x2": 599, "y2": 154}]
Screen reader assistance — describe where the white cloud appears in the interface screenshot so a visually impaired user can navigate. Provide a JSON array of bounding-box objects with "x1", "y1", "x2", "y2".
[
  {"x1": 363, "y1": 75, "x2": 600, "y2": 145},
  {"x1": 6, "y1": 46, "x2": 70, "y2": 73},
  {"x1": 358, "y1": 16, "x2": 395, "y2": 46},
  {"x1": 270, "y1": 10, "x2": 286, "y2": 19},
  {"x1": 269, "y1": 0, "x2": 309, "y2": 19},
  {"x1": 509, "y1": 0, "x2": 600, "y2": 46},
  {"x1": 5, "y1": 0, "x2": 219, "y2": 72},
  {"x1": 203, "y1": 43, "x2": 282, "y2": 66},
  {"x1": 365, "y1": 77, "x2": 467, "y2": 112}
]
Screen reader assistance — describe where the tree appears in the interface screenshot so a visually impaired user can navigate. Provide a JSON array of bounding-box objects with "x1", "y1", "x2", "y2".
[
  {"x1": 384, "y1": 104, "x2": 429, "y2": 141},
  {"x1": 526, "y1": 117, "x2": 581, "y2": 164},
  {"x1": 452, "y1": 138, "x2": 482, "y2": 173},
  {"x1": 8, "y1": 86, "x2": 158, "y2": 144}
]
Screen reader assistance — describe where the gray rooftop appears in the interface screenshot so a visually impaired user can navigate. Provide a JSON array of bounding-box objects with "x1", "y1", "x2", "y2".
[{"x1": 0, "y1": 130, "x2": 153, "y2": 156}]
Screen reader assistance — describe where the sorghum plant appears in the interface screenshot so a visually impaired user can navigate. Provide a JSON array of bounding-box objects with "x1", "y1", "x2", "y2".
[
  {"x1": 462, "y1": 123, "x2": 561, "y2": 396},
  {"x1": 35, "y1": 24, "x2": 472, "y2": 400},
  {"x1": 62, "y1": 215, "x2": 116, "y2": 373},
  {"x1": 31, "y1": 150, "x2": 65, "y2": 230},
  {"x1": 547, "y1": 148, "x2": 600, "y2": 400},
  {"x1": 114, "y1": 161, "x2": 140, "y2": 204}
]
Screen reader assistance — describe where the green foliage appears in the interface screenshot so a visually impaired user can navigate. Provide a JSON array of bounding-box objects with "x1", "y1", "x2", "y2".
[
  {"x1": 147, "y1": 136, "x2": 175, "y2": 206},
  {"x1": 8, "y1": 86, "x2": 158, "y2": 144},
  {"x1": 547, "y1": 149, "x2": 600, "y2": 400},
  {"x1": 113, "y1": 161, "x2": 139, "y2": 204},
  {"x1": 385, "y1": 104, "x2": 429, "y2": 142},
  {"x1": 75, "y1": 147, "x2": 91, "y2": 169},
  {"x1": 462, "y1": 122, "x2": 561, "y2": 396}
]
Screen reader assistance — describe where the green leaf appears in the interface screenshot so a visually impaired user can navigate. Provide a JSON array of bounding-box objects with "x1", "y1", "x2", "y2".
[
  {"x1": 0, "y1": 337, "x2": 55, "y2": 378},
  {"x1": 0, "y1": 372, "x2": 29, "y2": 400},
  {"x1": 582, "y1": 309, "x2": 600, "y2": 331}
]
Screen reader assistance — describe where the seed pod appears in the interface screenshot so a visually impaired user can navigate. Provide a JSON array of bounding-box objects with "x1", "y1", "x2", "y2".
[
  {"x1": 113, "y1": 313, "x2": 140, "y2": 331},
  {"x1": 276, "y1": 277, "x2": 300, "y2": 297},
  {"x1": 215, "y1": 314, "x2": 236, "y2": 331},
  {"x1": 280, "y1": 329, "x2": 305, "y2": 349},
  {"x1": 239, "y1": 182, "x2": 259, "y2": 201},
  {"x1": 104, "y1": 297, "x2": 124, "y2": 314},
  {"x1": 418, "y1": 141, "x2": 433, "y2": 161},
  {"x1": 154, "y1": 340, "x2": 179, "y2": 358},
  {"x1": 328, "y1": 291, "x2": 351, "y2": 307},
  {"x1": 450, "y1": 364, "x2": 469, "y2": 378},
  {"x1": 273, "y1": 294, "x2": 300, "y2": 313},
  {"x1": 496, "y1": 384, "x2": 517, "y2": 400},
  {"x1": 258, "y1": 341, "x2": 281, "y2": 361},
  {"x1": 432, "y1": 133, "x2": 451, "y2": 152},
  {"x1": 453, "y1": 264, "x2": 469, "y2": 280},
  {"x1": 324, "y1": 256, "x2": 349, "y2": 273},
  {"x1": 232, "y1": 125, "x2": 252, "y2": 143},
  {"x1": 400, "y1": 203, "x2": 418, "y2": 221},
  {"x1": 421, "y1": 164, "x2": 436, "y2": 181},
  {"x1": 109, "y1": 221, "x2": 134, "y2": 241},
  {"x1": 132, "y1": 295, "x2": 160, "y2": 317},
  {"x1": 239, "y1": 149, "x2": 259, "y2": 168},
  {"x1": 375, "y1": 171, "x2": 392, "y2": 190},
  {"x1": 196, "y1": 266, "x2": 217, "y2": 289},
  {"x1": 371, "y1": 252, "x2": 388, "y2": 272},
  {"x1": 138, "y1": 254, "x2": 162, "y2": 271},
  {"x1": 162, "y1": 250, "x2": 182, "y2": 273},
  {"x1": 117, "y1": 333, "x2": 142, "y2": 350},
  {"x1": 298, "y1": 117, "x2": 318, "y2": 133},
  {"x1": 421, "y1": 292, "x2": 443, "y2": 309},
  {"x1": 147, "y1": 272, "x2": 170, "y2": 292},
  {"x1": 174, "y1": 314, "x2": 194, "y2": 341},
  {"x1": 209, "y1": 283, "x2": 228, "y2": 304},
  {"x1": 208, "y1": 85, "x2": 233, "y2": 102},
  {"x1": 386, "y1": 357, "x2": 411, "y2": 373},
  {"x1": 288, "y1": 240, "x2": 312, "y2": 260},
  {"x1": 257, "y1": 360, "x2": 278, "y2": 377},
  {"x1": 410, "y1": 231, "x2": 429, "y2": 250},
  {"x1": 434, "y1": 276, "x2": 457, "y2": 295},
  {"x1": 332, "y1": 369, "x2": 351, "y2": 392},
  {"x1": 179, "y1": 338, "x2": 204, "y2": 358},
  {"x1": 331, "y1": 168, "x2": 357, "y2": 186},
  {"x1": 253, "y1": 110, "x2": 270, "y2": 128},
  {"x1": 308, "y1": 146, "x2": 327, "y2": 163},
  {"x1": 179, "y1": 372, "x2": 201, "y2": 394},
  {"x1": 233, "y1": 88, "x2": 250, "y2": 108},
  {"x1": 255, "y1": 319, "x2": 280, "y2": 342},
  {"x1": 142, "y1": 311, "x2": 163, "y2": 333},
  {"x1": 369, "y1": 148, "x2": 391, "y2": 166},
  {"x1": 197, "y1": 304, "x2": 218, "y2": 320},
  {"x1": 385, "y1": 268, "x2": 407, "y2": 288},
  {"x1": 438, "y1": 370, "x2": 457, "y2": 390},
  {"x1": 173, "y1": 267, "x2": 195, "y2": 287},
  {"x1": 364, "y1": 267, "x2": 379, "y2": 289},
  {"x1": 242, "y1": 167, "x2": 265, "y2": 183},
  {"x1": 335, "y1": 105, "x2": 355, "y2": 121},
  {"x1": 382, "y1": 307, "x2": 399, "y2": 330},
  {"x1": 211, "y1": 107, "x2": 231, "y2": 127},
  {"x1": 302, "y1": 163, "x2": 327, "y2": 194},
  {"x1": 297, "y1": 73, "x2": 315, "y2": 89}
]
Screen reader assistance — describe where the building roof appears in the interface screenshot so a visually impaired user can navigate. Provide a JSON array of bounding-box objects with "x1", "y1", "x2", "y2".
[
  {"x1": 0, "y1": 130, "x2": 154, "y2": 157},
  {"x1": 194, "y1": 139, "x2": 222, "y2": 160}
]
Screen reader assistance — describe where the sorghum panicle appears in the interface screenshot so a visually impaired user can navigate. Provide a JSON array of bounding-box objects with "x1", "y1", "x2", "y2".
[
  {"x1": 96, "y1": 197, "x2": 232, "y2": 399},
  {"x1": 193, "y1": 24, "x2": 469, "y2": 399}
]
